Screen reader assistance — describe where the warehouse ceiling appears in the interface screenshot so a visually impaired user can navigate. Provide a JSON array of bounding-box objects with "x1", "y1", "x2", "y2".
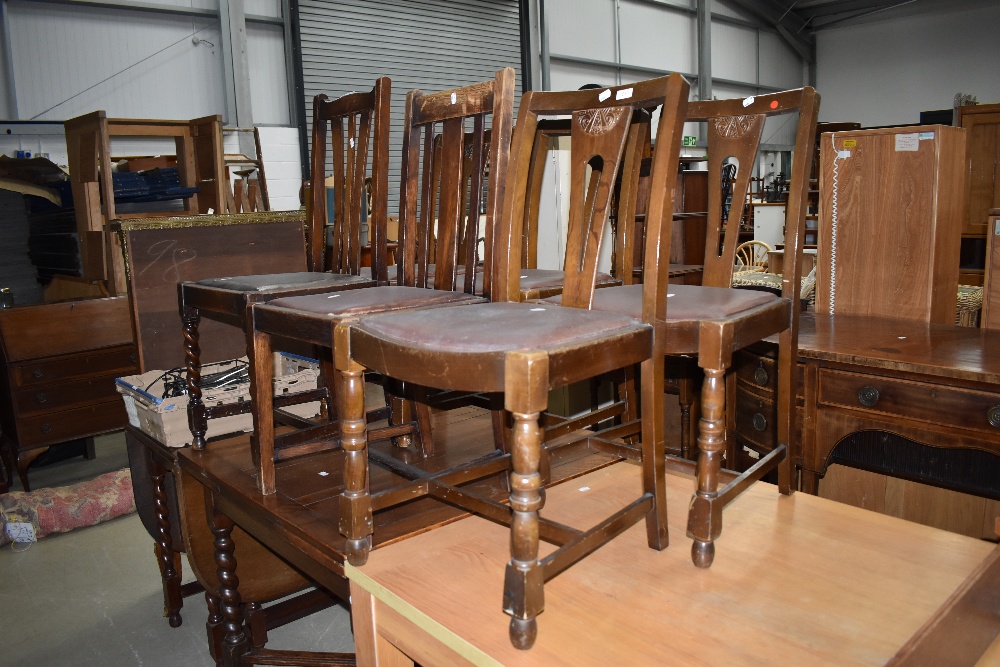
[{"x1": 721, "y1": 0, "x2": 993, "y2": 63}]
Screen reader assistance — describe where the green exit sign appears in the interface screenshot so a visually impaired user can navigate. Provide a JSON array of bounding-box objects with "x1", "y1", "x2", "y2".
[{"x1": 682, "y1": 135, "x2": 698, "y2": 146}]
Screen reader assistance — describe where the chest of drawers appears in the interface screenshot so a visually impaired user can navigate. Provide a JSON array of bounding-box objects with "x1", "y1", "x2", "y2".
[
  {"x1": 731, "y1": 314, "x2": 1000, "y2": 533},
  {"x1": 0, "y1": 297, "x2": 138, "y2": 491}
]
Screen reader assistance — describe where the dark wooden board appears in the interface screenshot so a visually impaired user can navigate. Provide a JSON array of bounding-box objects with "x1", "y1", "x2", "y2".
[{"x1": 117, "y1": 212, "x2": 308, "y2": 372}]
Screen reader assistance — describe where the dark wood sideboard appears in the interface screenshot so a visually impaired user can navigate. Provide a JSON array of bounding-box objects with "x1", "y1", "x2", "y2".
[
  {"x1": 0, "y1": 297, "x2": 137, "y2": 491},
  {"x1": 731, "y1": 312, "x2": 1000, "y2": 537}
]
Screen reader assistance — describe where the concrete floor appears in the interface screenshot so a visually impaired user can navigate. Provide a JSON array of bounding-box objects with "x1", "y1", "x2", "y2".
[{"x1": 0, "y1": 432, "x2": 355, "y2": 666}]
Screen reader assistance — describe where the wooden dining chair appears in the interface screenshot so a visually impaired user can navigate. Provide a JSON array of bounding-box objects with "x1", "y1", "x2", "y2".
[
  {"x1": 332, "y1": 74, "x2": 690, "y2": 649},
  {"x1": 179, "y1": 79, "x2": 391, "y2": 450},
  {"x1": 580, "y1": 87, "x2": 821, "y2": 568},
  {"x1": 247, "y1": 69, "x2": 516, "y2": 495}
]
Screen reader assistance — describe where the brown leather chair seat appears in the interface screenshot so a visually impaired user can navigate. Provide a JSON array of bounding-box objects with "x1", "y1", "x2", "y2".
[
  {"x1": 544, "y1": 283, "x2": 776, "y2": 321},
  {"x1": 352, "y1": 301, "x2": 650, "y2": 383},
  {"x1": 266, "y1": 285, "x2": 484, "y2": 318},
  {"x1": 196, "y1": 271, "x2": 370, "y2": 293}
]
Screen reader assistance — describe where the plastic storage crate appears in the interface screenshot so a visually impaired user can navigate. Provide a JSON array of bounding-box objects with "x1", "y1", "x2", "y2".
[{"x1": 116, "y1": 354, "x2": 320, "y2": 448}]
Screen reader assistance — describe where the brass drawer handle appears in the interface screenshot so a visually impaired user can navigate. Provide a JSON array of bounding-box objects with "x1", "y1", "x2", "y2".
[
  {"x1": 32, "y1": 368, "x2": 44, "y2": 379},
  {"x1": 36, "y1": 392, "x2": 47, "y2": 404},
  {"x1": 753, "y1": 366, "x2": 769, "y2": 386},
  {"x1": 752, "y1": 413, "x2": 767, "y2": 432},
  {"x1": 988, "y1": 406, "x2": 1000, "y2": 428},
  {"x1": 858, "y1": 386, "x2": 880, "y2": 408},
  {"x1": 130, "y1": 352, "x2": 138, "y2": 364}
]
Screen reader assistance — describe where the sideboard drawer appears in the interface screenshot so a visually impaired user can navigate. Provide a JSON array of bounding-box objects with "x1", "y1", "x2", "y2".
[
  {"x1": 13, "y1": 374, "x2": 123, "y2": 417},
  {"x1": 12, "y1": 346, "x2": 137, "y2": 388},
  {"x1": 15, "y1": 399, "x2": 128, "y2": 449},
  {"x1": 734, "y1": 352, "x2": 778, "y2": 396},
  {"x1": 734, "y1": 386, "x2": 776, "y2": 450},
  {"x1": 818, "y1": 369, "x2": 1000, "y2": 434}
]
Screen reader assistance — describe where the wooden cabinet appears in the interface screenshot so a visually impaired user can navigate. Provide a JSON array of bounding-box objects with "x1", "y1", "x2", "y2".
[
  {"x1": 982, "y1": 209, "x2": 1000, "y2": 328},
  {"x1": 816, "y1": 125, "x2": 966, "y2": 324},
  {"x1": 731, "y1": 315, "x2": 1000, "y2": 540},
  {"x1": 806, "y1": 123, "x2": 859, "y2": 250},
  {"x1": 958, "y1": 104, "x2": 1000, "y2": 287},
  {"x1": 958, "y1": 104, "x2": 1000, "y2": 237},
  {"x1": 0, "y1": 297, "x2": 138, "y2": 491},
  {"x1": 671, "y1": 168, "x2": 708, "y2": 266}
]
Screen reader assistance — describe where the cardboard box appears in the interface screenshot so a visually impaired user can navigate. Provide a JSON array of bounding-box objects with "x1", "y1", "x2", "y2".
[{"x1": 116, "y1": 354, "x2": 320, "y2": 448}]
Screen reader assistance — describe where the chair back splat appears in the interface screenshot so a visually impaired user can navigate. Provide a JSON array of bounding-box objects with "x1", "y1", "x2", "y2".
[
  {"x1": 310, "y1": 77, "x2": 391, "y2": 279},
  {"x1": 612, "y1": 109, "x2": 653, "y2": 287},
  {"x1": 497, "y1": 80, "x2": 686, "y2": 311},
  {"x1": 399, "y1": 75, "x2": 513, "y2": 298}
]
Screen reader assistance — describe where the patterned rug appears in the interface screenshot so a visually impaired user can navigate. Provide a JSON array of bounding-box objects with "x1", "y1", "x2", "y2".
[{"x1": 0, "y1": 469, "x2": 136, "y2": 546}]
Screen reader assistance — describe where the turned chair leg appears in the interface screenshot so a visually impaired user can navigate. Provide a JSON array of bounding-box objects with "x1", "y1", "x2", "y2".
[
  {"x1": 502, "y1": 408, "x2": 545, "y2": 651},
  {"x1": 183, "y1": 306, "x2": 208, "y2": 450},
  {"x1": 502, "y1": 350, "x2": 548, "y2": 651},
  {"x1": 688, "y1": 367, "x2": 726, "y2": 569},
  {"x1": 337, "y1": 363, "x2": 373, "y2": 566}
]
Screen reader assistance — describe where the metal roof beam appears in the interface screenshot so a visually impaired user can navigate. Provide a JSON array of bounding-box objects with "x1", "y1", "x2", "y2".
[{"x1": 723, "y1": 0, "x2": 815, "y2": 62}]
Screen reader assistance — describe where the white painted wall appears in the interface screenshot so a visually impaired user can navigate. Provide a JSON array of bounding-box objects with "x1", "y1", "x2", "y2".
[
  {"x1": 816, "y1": 4, "x2": 1000, "y2": 126},
  {"x1": 253, "y1": 126, "x2": 303, "y2": 212}
]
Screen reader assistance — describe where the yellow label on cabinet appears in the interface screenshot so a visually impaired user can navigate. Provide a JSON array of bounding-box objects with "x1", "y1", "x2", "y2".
[{"x1": 843, "y1": 139, "x2": 856, "y2": 147}]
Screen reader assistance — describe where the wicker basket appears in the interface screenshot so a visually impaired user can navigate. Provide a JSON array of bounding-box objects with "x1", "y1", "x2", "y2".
[{"x1": 956, "y1": 285, "x2": 984, "y2": 327}]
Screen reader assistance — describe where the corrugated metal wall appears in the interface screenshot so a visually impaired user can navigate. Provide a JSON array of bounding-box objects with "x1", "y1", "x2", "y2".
[
  {"x1": 541, "y1": 0, "x2": 806, "y2": 151},
  {"x1": 7, "y1": 2, "x2": 225, "y2": 121},
  {"x1": 4, "y1": 0, "x2": 289, "y2": 125},
  {"x1": 248, "y1": 22, "x2": 291, "y2": 126},
  {"x1": 542, "y1": 0, "x2": 805, "y2": 103},
  {"x1": 297, "y1": 0, "x2": 523, "y2": 211}
]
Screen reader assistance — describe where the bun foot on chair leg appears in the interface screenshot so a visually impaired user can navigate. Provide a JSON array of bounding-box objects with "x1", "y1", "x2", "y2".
[
  {"x1": 691, "y1": 540, "x2": 715, "y2": 568},
  {"x1": 345, "y1": 537, "x2": 371, "y2": 566},
  {"x1": 509, "y1": 617, "x2": 537, "y2": 650}
]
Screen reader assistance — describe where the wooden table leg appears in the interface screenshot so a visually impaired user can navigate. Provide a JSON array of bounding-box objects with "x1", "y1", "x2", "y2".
[
  {"x1": 206, "y1": 593, "x2": 224, "y2": 666},
  {"x1": 209, "y1": 496, "x2": 250, "y2": 667},
  {"x1": 0, "y1": 433, "x2": 14, "y2": 493},
  {"x1": 350, "y1": 582, "x2": 414, "y2": 667},
  {"x1": 12, "y1": 446, "x2": 46, "y2": 492},
  {"x1": 151, "y1": 460, "x2": 184, "y2": 627}
]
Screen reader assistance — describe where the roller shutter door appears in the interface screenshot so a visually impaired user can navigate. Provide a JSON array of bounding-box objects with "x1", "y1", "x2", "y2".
[{"x1": 297, "y1": 0, "x2": 523, "y2": 211}]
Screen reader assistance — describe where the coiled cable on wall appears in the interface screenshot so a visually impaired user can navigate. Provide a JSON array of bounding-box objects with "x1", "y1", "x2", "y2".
[{"x1": 829, "y1": 134, "x2": 844, "y2": 313}]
